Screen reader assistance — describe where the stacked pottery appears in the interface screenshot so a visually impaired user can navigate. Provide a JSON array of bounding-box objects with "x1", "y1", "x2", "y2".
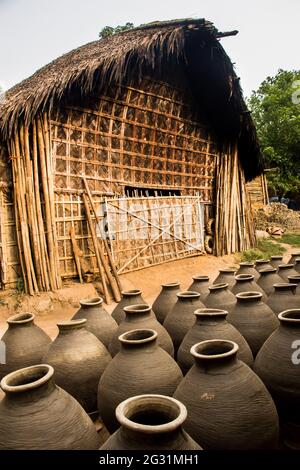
[
  {"x1": 0, "y1": 365, "x2": 100, "y2": 449},
  {"x1": 213, "y1": 268, "x2": 236, "y2": 289},
  {"x1": 288, "y1": 252, "x2": 300, "y2": 264},
  {"x1": 288, "y1": 275, "x2": 300, "y2": 294},
  {"x1": 294, "y1": 258, "x2": 300, "y2": 274},
  {"x1": 257, "y1": 268, "x2": 283, "y2": 296},
  {"x1": 255, "y1": 259, "x2": 272, "y2": 272},
  {"x1": 267, "y1": 283, "x2": 299, "y2": 316},
  {"x1": 100, "y1": 395, "x2": 201, "y2": 450},
  {"x1": 109, "y1": 304, "x2": 174, "y2": 357},
  {"x1": 254, "y1": 310, "x2": 300, "y2": 449},
  {"x1": 72, "y1": 297, "x2": 117, "y2": 348},
  {"x1": 227, "y1": 292, "x2": 279, "y2": 356},
  {"x1": 43, "y1": 319, "x2": 111, "y2": 416},
  {"x1": 204, "y1": 283, "x2": 236, "y2": 313},
  {"x1": 163, "y1": 291, "x2": 205, "y2": 355},
  {"x1": 152, "y1": 282, "x2": 180, "y2": 324},
  {"x1": 98, "y1": 329, "x2": 183, "y2": 432},
  {"x1": 177, "y1": 309, "x2": 253, "y2": 374},
  {"x1": 277, "y1": 264, "x2": 298, "y2": 282},
  {"x1": 174, "y1": 340, "x2": 279, "y2": 449},
  {"x1": 111, "y1": 289, "x2": 146, "y2": 324},
  {"x1": 187, "y1": 276, "x2": 210, "y2": 301},
  {"x1": 231, "y1": 274, "x2": 266, "y2": 301},
  {"x1": 236, "y1": 262, "x2": 259, "y2": 281},
  {"x1": 0, "y1": 313, "x2": 51, "y2": 380},
  {"x1": 270, "y1": 255, "x2": 284, "y2": 270}
]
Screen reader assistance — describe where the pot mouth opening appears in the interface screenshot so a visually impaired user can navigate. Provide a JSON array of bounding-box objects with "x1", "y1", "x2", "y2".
[
  {"x1": 1, "y1": 364, "x2": 54, "y2": 394},
  {"x1": 123, "y1": 304, "x2": 151, "y2": 314},
  {"x1": 235, "y1": 274, "x2": 254, "y2": 281},
  {"x1": 57, "y1": 318, "x2": 87, "y2": 330},
  {"x1": 239, "y1": 262, "x2": 254, "y2": 267},
  {"x1": 279, "y1": 309, "x2": 300, "y2": 322},
  {"x1": 7, "y1": 312, "x2": 34, "y2": 324},
  {"x1": 218, "y1": 268, "x2": 236, "y2": 274},
  {"x1": 80, "y1": 297, "x2": 102, "y2": 307},
  {"x1": 236, "y1": 291, "x2": 262, "y2": 300},
  {"x1": 119, "y1": 328, "x2": 157, "y2": 345},
  {"x1": 259, "y1": 267, "x2": 276, "y2": 274},
  {"x1": 288, "y1": 275, "x2": 300, "y2": 282},
  {"x1": 209, "y1": 283, "x2": 228, "y2": 291},
  {"x1": 194, "y1": 308, "x2": 227, "y2": 318},
  {"x1": 116, "y1": 394, "x2": 187, "y2": 434},
  {"x1": 274, "y1": 283, "x2": 297, "y2": 290},
  {"x1": 161, "y1": 282, "x2": 180, "y2": 288},
  {"x1": 255, "y1": 259, "x2": 270, "y2": 264},
  {"x1": 191, "y1": 339, "x2": 238, "y2": 360},
  {"x1": 192, "y1": 275, "x2": 209, "y2": 281},
  {"x1": 121, "y1": 289, "x2": 142, "y2": 297},
  {"x1": 177, "y1": 291, "x2": 200, "y2": 299},
  {"x1": 278, "y1": 264, "x2": 295, "y2": 269}
]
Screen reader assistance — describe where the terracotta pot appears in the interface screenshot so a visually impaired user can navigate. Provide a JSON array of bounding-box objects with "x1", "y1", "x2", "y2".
[
  {"x1": 257, "y1": 268, "x2": 283, "y2": 296},
  {"x1": 203, "y1": 283, "x2": 236, "y2": 313},
  {"x1": 174, "y1": 340, "x2": 279, "y2": 449},
  {"x1": 277, "y1": 264, "x2": 298, "y2": 282},
  {"x1": 288, "y1": 275, "x2": 300, "y2": 295},
  {"x1": 0, "y1": 313, "x2": 51, "y2": 380},
  {"x1": 43, "y1": 319, "x2": 111, "y2": 414},
  {"x1": 231, "y1": 274, "x2": 266, "y2": 301},
  {"x1": 270, "y1": 255, "x2": 284, "y2": 269},
  {"x1": 227, "y1": 292, "x2": 278, "y2": 356},
  {"x1": 152, "y1": 282, "x2": 180, "y2": 324},
  {"x1": 254, "y1": 310, "x2": 300, "y2": 449},
  {"x1": 255, "y1": 259, "x2": 272, "y2": 272},
  {"x1": 109, "y1": 304, "x2": 174, "y2": 357},
  {"x1": 163, "y1": 291, "x2": 205, "y2": 355},
  {"x1": 187, "y1": 275, "x2": 210, "y2": 300},
  {"x1": 98, "y1": 329, "x2": 183, "y2": 432},
  {"x1": 288, "y1": 252, "x2": 300, "y2": 265},
  {"x1": 236, "y1": 262, "x2": 259, "y2": 281},
  {"x1": 294, "y1": 258, "x2": 300, "y2": 274},
  {"x1": 213, "y1": 268, "x2": 236, "y2": 289},
  {"x1": 100, "y1": 394, "x2": 201, "y2": 450},
  {"x1": 111, "y1": 289, "x2": 146, "y2": 324},
  {"x1": 267, "y1": 283, "x2": 299, "y2": 315},
  {"x1": 0, "y1": 365, "x2": 100, "y2": 449},
  {"x1": 72, "y1": 297, "x2": 117, "y2": 348},
  {"x1": 177, "y1": 309, "x2": 253, "y2": 374}
]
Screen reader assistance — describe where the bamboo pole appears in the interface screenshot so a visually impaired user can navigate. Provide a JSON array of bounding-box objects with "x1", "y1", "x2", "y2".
[{"x1": 70, "y1": 226, "x2": 83, "y2": 283}]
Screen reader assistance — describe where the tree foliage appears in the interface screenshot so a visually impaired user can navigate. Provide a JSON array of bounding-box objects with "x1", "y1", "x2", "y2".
[
  {"x1": 248, "y1": 69, "x2": 300, "y2": 197},
  {"x1": 99, "y1": 22, "x2": 134, "y2": 39}
]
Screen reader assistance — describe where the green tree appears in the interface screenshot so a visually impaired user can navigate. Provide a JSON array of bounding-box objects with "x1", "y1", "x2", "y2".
[
  {"x1": 248, "y1": 69, "x2": 300, "y2": 197},
  {"x1": 99, "y1": 22, "x2": 134, "y2": 39}
]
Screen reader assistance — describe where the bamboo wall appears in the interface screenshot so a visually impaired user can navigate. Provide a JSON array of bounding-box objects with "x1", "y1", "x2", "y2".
[{"x1": 246, "y1": 174, "x2": 269, "y2": 207}]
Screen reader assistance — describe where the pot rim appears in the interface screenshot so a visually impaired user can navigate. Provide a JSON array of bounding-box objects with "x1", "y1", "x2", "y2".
[
  {"x1": 278, "y1": 309, "x2": 300, "y2": 323},
  {"x1": 258, "y1": 267, "x2": 277, "y2": 274},
  {"x1": 121, "y1": 289, "x2": 142, "y2": 297},
  {"x1": 79, "y1": 297, "x2": 103, "y2": 307},
  {"x1": 119, "y1": 328, "x2": 158, "y2": 345},
  {"x1": 255, "y1": 259, "x2": 270, "y2": 264},
  {"x1": 288, "y1": 275, "x2": 300, "y2": 282},
  {"x1": 271, "y1": 255, "x2": 284, "y2": 260},
  {"x1": 116, "y1": 394, "x2": 187, "y2": 434},
  {"x1": 209, "y1": 283, "x2": 228, "y2": 291},
  {"x1": 191, "y1": 339, "x2": 239, "y2": 360},
  {"x1": 57, "y1": 318, "x2": 87, "y2": 330},
  {"x1": 1, "y1": 364, "x2": 54, "y2": 394},
  {"x1": 239, "y1": 262, "x2": 255, "y2": 267},
  {"x1": 278, "y1": 264, "x2": 295, "y2": 269},
  {"x1": 290, "y1": 253, "x2": 300, "y2": 257},
  {"x1": 161, "y1": 282, "x2": 180, "y2": 288},
  {"x1": 123, "y1": 304, "x2": 151, "y2": 314},
  {"x1": 236, "y1": 291, "x2": 263, "y2": 300},
  {"x1": 7, "y1": 312, "x2": 35, "y2": 325},
  {"x1": 218, "y1": 268, "x2": 236, "y2": 274},
  {"x1": 234, "y1": 274, "x2": 254, "y2": 281},
  {"x1": 194, "y1": 308, "x2": 228, "y2": 318},
  {"x1": 274, "y1": 283, "x2": 297, "y2": 290},
  {"x1": 191, "y1": 275, "x2": 209, "y2": 281},
  {"x1": 177, "y1": 291, "x2": 200, "y2": 299}
]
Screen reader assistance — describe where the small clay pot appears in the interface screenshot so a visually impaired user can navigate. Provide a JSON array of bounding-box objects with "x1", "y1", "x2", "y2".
[
  {"x1": 288, "y1": 275, "x2": 300, "y2": 295},
  {"x1": 0, "y1": 365, "x2": 100, "y2": 449},
  {"x1": 267, "y1": 283, "x2": 299, "y2": 315},
  {"x1": 255, "y1": 259, "x2": 272, "y2": 272},
  {"x1": 187, "y1": 276, "x2": 210, "y2": 300},
  {"x1": 203, "y1": 283, "x2": 236, "y2": 313},
  {"x1": 270, "y1": 255, "x2": 284, "y2": 269},
  {"x1": 277, "y1": 264, "x2": 298, "y2": 282},
  {"x1": 0, "y1": 313, "x2": 51, "y2": 380},
  {"x1": 177, "y1": 309, "x2": 253, "y2": 374},
  {"x1": 98, "y1": 329, "x2": 183, "y2": 432},
  {"x1": 288, "y1": 252, "x2": 300, "y2": 265},
  {"x1": 152, "y1": 282, "x2": 180, "y2": 324},
  {"x1": 236, "y1": 262, "x2": 259, "y2": 281},
  {"x1": 227, "y1": 292, "x2": 279, "y2": 356},
  {"x1": 109, "y1": 304, "x2": 174, "y2": 357},
  {"x1": 257, "y1": 268, "x2": 283, "y2": 296},
  {"x1": 100, "y1": 394, "x2": 201, "y2": 450},
  {"x1": 43, "y1": 319, "x2": 111, "y2": 414},
  {"x1": 231, "y1": 274, "x2": 266, "y2": 301},
  {"x1": 111, "y1": 289, "x2": 146, "y2": 324},
  {"x1": 174, "y1": 340, "x2": 279, "y2": 450},
  {"x1": 294, "y1": 258, "x2": 300, "y2": 274},
  {"x1": 72, "y1": 297, "x2": 117, "y2": 348},
  {"x1": 213, "y1": 268, "x2": 236, "y2": 289}
]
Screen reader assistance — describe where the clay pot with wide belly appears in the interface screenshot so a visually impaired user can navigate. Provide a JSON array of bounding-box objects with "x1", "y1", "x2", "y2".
[
  {"x1": 277, "y1": 264, "x2": 298, "y2": 282},
  {"x1": 187, "y1": 276, "x2": 210, "y2": 300},
  {"x1": 177, "y1": 309, "x2": 253, "y2": 374},
  {"x1": 43, "y1": 319, "x2": 111, "y2": 415},
  {"x1": 255, "y1": 259, "x2": 272, "y2": 272},
  {"x1": 109, "y1": 304, "x2": 174, "y2": 357},
  {"x1": 236, "y1": 262, "x2": 259, "y2": 281},
  {"x1": 72, "y1": 297, "x2": 117, "y2": 348},
  {"x1": 152, "y1": 282, "x2": 180, "y2": 324},
  {"x1": 98, "y1": 329, "x2": 183, "y2": 432},
  {"x1": 267, "y1": 283, "x2": 299, "y2": 315},
  {"x1": 213, "y1": 268, "x2": 236, "y2": 289},
  {"x1": 257, "y1": 268, "x2": 283, "y2": 296},
  {"x1": 163, "y1": 291, "x2": 205, "y2": 355},
  {"x1": 293, "y1": 259, "x2": 300, "y2": 274},
  {"x1": 203, "y1": 283, "x2": 236, "y2": 313},
  {"x1": 231, "y1": 274, "x2": 266, "y2": 301},
  {"x1": 270, "y1": 255, "x2": 284, "y2": 269},
  {"x1": 227, "y1": 292, "x2": 279, "y2": 356},
  {"x1": 0, "y1": 365, "x2": 100, "y2": 449},
  {"x1": 111, "y1": 289, "x2": 146, "y2": 324},
  {"x1": 288, "y1": 252, "x2": 300, "y2": 265},
  {"x1": 0, "y1": 313, "x2": 51, "y2": 380},
  {"x1": 100, "y1": 394, "x2": 201, "y2": 450},
  {"x1": 288, "y1": 275, "x2": 300, "y2": 294},
  {"x1": 174, "y1": 340, "x2": 279, "y2": 450}
]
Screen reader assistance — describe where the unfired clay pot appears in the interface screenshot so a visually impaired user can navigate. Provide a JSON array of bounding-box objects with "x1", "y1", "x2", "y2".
[
  {"x1": 231, "y1": 274, "x2": 266, "y2": 301},
  {"x1": 111, "y1": 289, "x2": 146, "y2": 324},
  {"x1": 257, "y1": 268, "x2": 283, "y2": 296},
  {"x1": 187, "y1": 276, "x2": 210, "y2": 300},
  {"x1": 43, "y1": 319, "x2": 111, "y2": 414},
  {"x1": 177, "y1": 309, "x2": 253, "y2": 374},
  {"x1": 100, "y1": 394, "x2": 201, "y2": 450},
  {"x1": 98, "y1": 329, "x2": 183, "y2": 432},
  {"x1": 288, "y1": 252, "x2": 300, "y2": 265},
  {"x1": 236, "y1": 262, "x2": 259, "y2": 281},
  {"x1": 72, "y1": 297, "x2": 117, "y2": 348},
  {"x1": 213, "y1": 268, "x2": 236, "y2": 289},
  {"x1": 270, "y1": 255, "x2": 284, "y2": 269},
  {"x1": 174, "y1": 340, "x2": 279, "y2": 450},
  {"x1": 227, "y1": 292, "x2": 279, "y2": 356},
  {"x1": 267, "y1": 283, "x2": 299, "y2": 315},
  {"x1": 0, "y1": 313, "x2": 51, "y2": 380},
  {"x1": 277, "y1": 264, "x2": 298, "y2": 282},
  {"x1": 294, "y1": 258, "x2": 300, "y2": 274},
  {"x1": 203, "y1": 283, "x2": 236, "y2": 313},
  {"x1": 0, "y1": 365, "x2": 100, "y2": 449},
  {"x1": 152, "y1": 282, "x2": 180, "y2": 324},
  {"x1": 255, "y1": 259, "x2": 272, "y2": 272},
  {"x1": 109, "y1": 304, "x2": 174, "y2": 357},
  {"x1": 288, "y1": 275, "x2": 300, "y2": 294}
]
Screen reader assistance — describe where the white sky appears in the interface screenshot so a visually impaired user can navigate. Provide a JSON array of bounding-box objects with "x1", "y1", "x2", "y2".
[{"x1": 0, "y1": 0, "x2": 299, "y2": 97}]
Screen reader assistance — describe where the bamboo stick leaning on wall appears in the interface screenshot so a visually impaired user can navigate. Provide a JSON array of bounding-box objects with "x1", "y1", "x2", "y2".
[{"x1": 70, "y1": 226, "x2": 83, "y2": 283}]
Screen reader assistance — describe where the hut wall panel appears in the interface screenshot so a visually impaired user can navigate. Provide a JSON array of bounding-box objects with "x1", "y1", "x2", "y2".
[{"x1": 246, "y1": 174, "x2": 268, "y2": 207}]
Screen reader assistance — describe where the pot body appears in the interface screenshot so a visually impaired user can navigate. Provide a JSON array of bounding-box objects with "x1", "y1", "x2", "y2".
[
  {"x1": 257, "y1": 270, "x2": 283, "y2": 296},
  {"x1": 231, "y1": 277, "x2": 266, "y2": 301},
  {"x1": 213, "y1": 270, "x2": 236, "y2": 289},
  {"x1": 267, "y1": 286, "x2": 300, "y2": 315},
  {"x1": 255, "y1": 260, "x2": 272, "y2": 272},
  {"x1": 278, "y1": 265, "x2": 298, "y2": 282},
  {"x1": 288, "y1": 253, "x2": 300, "y2": 265},
  {"x1": 270, "y1": 256, "x2": 284, "y2": 269},
  {"x1": 203, "y1": 285, "x2": 236, "y2": 313},
  {"x1": 152, "y1": 283, "x2": 180, "y2": 324},
  {"x1": 111, "y1": 290, "x2": 146, "y2": 324},
  {"x1": 236, "y1": 263, "x2": 259, "y2": 281},
  {"x1": 187, "y1": 276, "x2": 210, "y2": 301}
]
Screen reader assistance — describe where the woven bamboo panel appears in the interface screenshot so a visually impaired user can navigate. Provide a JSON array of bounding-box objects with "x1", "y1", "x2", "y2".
[
  {"x1": 0, "y1": 191, "x2": 20, "y2": 288},
  {"x1": 246, "y1": 174, "x2": 268, "y2": 207}
]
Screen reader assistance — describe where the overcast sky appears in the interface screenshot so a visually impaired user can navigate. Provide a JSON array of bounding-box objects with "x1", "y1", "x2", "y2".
[{"x1": 0, "y1": 0, "x2": 299, "y2": 97}]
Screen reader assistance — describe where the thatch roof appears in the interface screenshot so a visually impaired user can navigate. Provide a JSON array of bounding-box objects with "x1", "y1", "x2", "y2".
[{"x1": 0, "y1": 18, "x2": 263, "y2": 179}]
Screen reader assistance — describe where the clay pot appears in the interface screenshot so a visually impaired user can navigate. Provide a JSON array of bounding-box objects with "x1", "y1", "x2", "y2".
[
  {"x1": 0, "y1": 365, "x2": 100, "y2": 449},
  {"x1": 213, "y1": 268, "x2": 236, "y2": 289},
  {"x1": 294, "y1": 258, "x2": 300, "y2": 274},
  {"x1": 187, "y1": 275, "x2": 210, "y2": 300},
  {"x1": 0, "y1": 313, "x2": 51, "y2": 380},
  {"x1": 288, "y1": 252, "x2": 300, "y2": 264},
  {"x1": 163, "y1": 291, "x2": 205, "y2": 355},
  {"x1": 288, "y1": 275, "x2": 300, "y2": 295},
  {"x1": 203, "y1": 283, "x2": 236, "y2": 313},
  {"x1": 270, "y1": 255, "x2": 284, "y2": 269},
  {"x1": 71, "y1": 297, "x2": 117, "y2": 348},
  {"x1": 231, "y1": 274, "x2": 266, "y2": 301},
  {"x1": 152, "y1": 282, "x2": 180, "y2": 324},
  {"x1": 254, "y1": 310, "x2": 300, "y2": 449},
  {"x1": 257, "y1": 268, "x2": 283, "y2": 296},
  {"x1": 100, "y1": 394, "x2": 201, "y2": 450},
  {"x1": 177, "y1": 309, "x2": 253, "y2": 374},
  {"x1": 109, "y1": 304, "x2": 174, "y2": 357},
  {"x1": 255, "y1": 259, "x2": 272, "y2": 272},
  {"x1": 43, "y1": 319, "x2": 111, "y2": 414},
  {"x1": 277, "y1": 264, "x2": 298, "y2": 282},
  {"x1": 174, "y1": 340, "x2": 279, "y2": 450},
  {"x1": 236, "y1": 262, "x2": 259, "y2": 281},
  {"x1": 267, "y1": 283, "x2": 299, "y2": 315},
  {"x1": 98, "y1": 329, "x2": 183, "y2": 432},
  {"x1": 227, "y1": 292, "x2": 278, "y2": 356},
  {"x1": 111, "y1": 289, "x2": 146, "y2": 324}
]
